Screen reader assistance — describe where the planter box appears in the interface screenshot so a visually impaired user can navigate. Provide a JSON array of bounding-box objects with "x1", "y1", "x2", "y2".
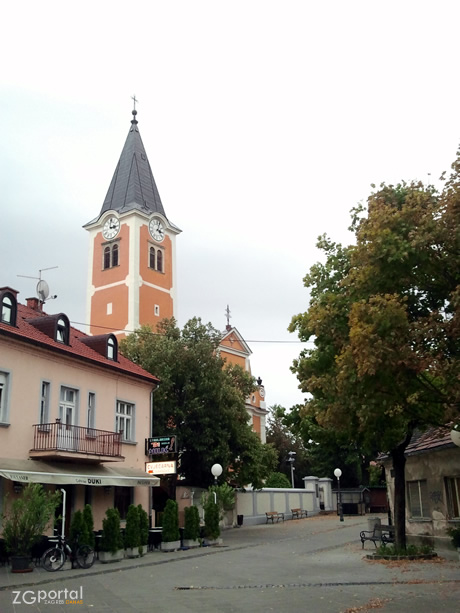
[
  {"x1": 450, "y1": 429, "x2": 460, "y2": 447},
  {"x1": 203, "y1": 537, "x2": 223, "y2": 547},
  {"x1": 160, "y1": 540, "x2": 181, "y2": 552},
  {"x1": 125, "y1": 547, "x2": 140, "y2": 559},
  {"x1": 182, "y1": 539, "x2": 200, "y2": 549},
  {"x1": 99, "y1": 549, "x2": 124, "y2": 564},
  {"x1": 11, "y1": 555, "x2": 33, "y2": 573}
]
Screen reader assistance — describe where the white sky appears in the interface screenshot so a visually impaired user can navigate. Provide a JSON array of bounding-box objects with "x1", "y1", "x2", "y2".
[{"x1": 1, "y1": 1, "x2": 459, "y2": 410}]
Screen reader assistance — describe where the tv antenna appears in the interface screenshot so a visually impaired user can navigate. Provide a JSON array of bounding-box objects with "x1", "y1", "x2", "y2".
[{"x1": 17, "y1": 266, "x2": 58, "y2": 305}]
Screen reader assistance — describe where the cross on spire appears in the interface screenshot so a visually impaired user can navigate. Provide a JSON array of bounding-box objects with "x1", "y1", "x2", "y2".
[
  {"x1": 225, "y1": 305, "x2": 232, "y2": 330},
  {"x1": 131, "y1": 94, "x2": 138, "y2": 111}
]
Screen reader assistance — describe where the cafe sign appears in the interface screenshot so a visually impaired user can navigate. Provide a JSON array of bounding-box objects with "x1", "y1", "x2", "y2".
[
  {"x1": 145, "y1": 461, "x2": 177, "y2": 475},
  {"x1": 145, "y1": 436, "x2": 177, "y2": 456}
]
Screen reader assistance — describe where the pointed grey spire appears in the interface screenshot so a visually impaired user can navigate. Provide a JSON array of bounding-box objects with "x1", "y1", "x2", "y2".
[{"x1": 99, "y1": 109, "x2": 166, "y2": 218}]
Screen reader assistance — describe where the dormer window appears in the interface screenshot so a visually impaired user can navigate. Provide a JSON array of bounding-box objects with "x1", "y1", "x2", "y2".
[
  {"x1": 1, "y1": 293, "x2": 16, "y2": 326},
  {"x1": 107, "y1": 335, "x2": 118, "y2": 361},
  {"x1": 56, "y1": 317, "x2": 69, "y2": 344}
]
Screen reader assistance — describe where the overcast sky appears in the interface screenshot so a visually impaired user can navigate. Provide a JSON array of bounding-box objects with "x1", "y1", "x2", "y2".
[{"x1": 1, "y1": 1, "x2": 459, "y2": 410}]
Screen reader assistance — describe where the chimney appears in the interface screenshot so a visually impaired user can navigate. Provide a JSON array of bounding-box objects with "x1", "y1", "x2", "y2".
[{"x1": 26, "y1": 297, "x2": 42, "y2": 312}]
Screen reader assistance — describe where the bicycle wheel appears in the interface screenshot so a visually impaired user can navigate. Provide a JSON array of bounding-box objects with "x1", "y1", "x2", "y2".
[
  {"x1": 42, "y1": 546, "x2": 66, "y2": 571},
  {"x1": 75, "y1": 544, "x2": 95, "y2": 569}
]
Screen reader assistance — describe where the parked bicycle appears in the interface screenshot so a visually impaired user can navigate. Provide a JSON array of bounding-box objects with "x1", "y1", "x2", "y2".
[{"x1": 41, "y1": 532, "x2": 95, "y2": 571}]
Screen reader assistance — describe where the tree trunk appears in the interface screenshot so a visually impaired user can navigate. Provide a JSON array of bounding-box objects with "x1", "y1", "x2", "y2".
[{"x1": 390, "y1": 430, "x2": 413, "y2": 549}]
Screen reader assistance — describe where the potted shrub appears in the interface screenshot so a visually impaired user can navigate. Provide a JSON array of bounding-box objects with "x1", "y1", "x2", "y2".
[
  {"x1": 137, "y1": 504, "x2": 149, "y2": 556},
  {"x1": 124, "y1": 504, "x2": 141, "y2": 558},
  {"x1": 203, "y1": 497, "x2": 220, "y2": 545},
  {"x1": 69, "y1": 510, "x2": 90, "y2": 549},
  {"x1": 161, "y1": 499, "x2": 180, "y2": 552},
  {"x1": 183, "y1": 505, "x2": 200, "y2": 548},
  {"x1": 83, "y1": 504, "x2": 95, "y2": 549},
  {"x1": 99, "y1": 508, "x2": 124, "y2": 563},
  {"x1": 2, "y1": 484, "x2": 61, "y2": 573}
]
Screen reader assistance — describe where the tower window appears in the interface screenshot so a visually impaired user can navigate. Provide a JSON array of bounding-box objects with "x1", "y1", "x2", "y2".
[
  {"x1": 148, "y1": 244, "x2": 164, "y2": 272},
  {"x1": 103, "y1": 242, "x2": 120, "y2": 270}
]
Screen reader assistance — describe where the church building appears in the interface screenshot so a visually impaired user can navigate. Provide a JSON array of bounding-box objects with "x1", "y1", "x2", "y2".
[{"x1": 84, "y1": 107, "x2": 181, "y2": 337}]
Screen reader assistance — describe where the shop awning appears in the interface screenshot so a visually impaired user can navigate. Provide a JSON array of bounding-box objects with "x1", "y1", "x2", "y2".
[{"x1": 0, "y1": 459, "x2": 160, "y2": 487}]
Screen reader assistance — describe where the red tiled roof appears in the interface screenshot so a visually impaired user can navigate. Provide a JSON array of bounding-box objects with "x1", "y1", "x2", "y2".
[
  {"x1": 0, "y1": 302, "x2": 159, "y2": 385},
  {"x1": 405, "y1": 425, "x2": 454, "y2": 456}
]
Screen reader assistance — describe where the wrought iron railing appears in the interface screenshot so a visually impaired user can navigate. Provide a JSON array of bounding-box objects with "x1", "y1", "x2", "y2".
[{"x1": 32, "y1": 421, "x2": 123, "y2": 458}]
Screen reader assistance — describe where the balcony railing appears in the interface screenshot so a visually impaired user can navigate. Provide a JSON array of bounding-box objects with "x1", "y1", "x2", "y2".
[{"x1": 31, "y1": 422, "x2": 123, "y2": 459}]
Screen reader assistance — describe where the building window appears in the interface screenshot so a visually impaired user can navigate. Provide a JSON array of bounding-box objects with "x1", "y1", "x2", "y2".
[
  {"x1": 87, "y1": 392, "x2": 96, "y2": 431},
  {"x1": 445, "y1": 476, "x2": 460, "y2": 518},
  {"x1": 407, "y1": 480, "x2": 429, "y2": 518},
  {"x1": 116, "y1": 401, "x2": 134, "y2": 442},
  {"x1": 148, "y1": 244, "x2": 164, "y2": 272},
  {"x1": 157, "y1": 250, "x2": 163, "y2": 272},
  {"x1": 59, "y1": 387, "x2": 78, "y2": 427},
  {"x1": 1, "y1": 294, "x2": 16, "y2": 325},
  {"x1": 40, "y1": 381, "x2": 50, "y2": 424},
  {"x1": 107, "y1": 335, "x2": 117, "y2": 361},
  {"x1": 0, "y1": 371, "x2": 10, "y2": 423},
  {"x1": 103, "y1": 243, "x2": 120, "y2": 270},
  {"x1": 56, "y1": 317, "x2": 69, "y2": 344},
  {"x1": 114, "y1": 487, "x2": 133, "y2": 520},
  {"x1": 154, "y1": 305, "x2": 160, "y2": 317}
]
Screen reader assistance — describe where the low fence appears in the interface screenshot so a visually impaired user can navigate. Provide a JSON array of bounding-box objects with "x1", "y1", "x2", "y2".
[{"x1": 234, "y1": 488, "x2": 319, "y2": 526}]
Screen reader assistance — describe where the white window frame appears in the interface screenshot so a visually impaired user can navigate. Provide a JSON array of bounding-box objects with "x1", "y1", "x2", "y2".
[
  {"x1": 0, "y1": 370, "x2": 11, "y2": 424},
  {"x1": 116, "y1": 401, "x2": 135, "y2": 442},
  {"x1": 407, "y1": 479, "x2": 429, "y2": 518},
  {"x1": 445, "y1": 476, "x2": 460, "y2": 519},
  {"x1": 39, "y1": 380, "x2": 51, "y2": 425},
  {"x1": 59, "y1": 386, "x2": 79, "y2": 427},
  {"x1": 87, "y1": 392, "x2": 96, "y2": 433}
]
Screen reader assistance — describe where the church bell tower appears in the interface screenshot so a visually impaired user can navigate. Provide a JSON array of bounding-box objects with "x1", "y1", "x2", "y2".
[{"x1": 84, "y1": 106, "x2": 181, "y2": 336}]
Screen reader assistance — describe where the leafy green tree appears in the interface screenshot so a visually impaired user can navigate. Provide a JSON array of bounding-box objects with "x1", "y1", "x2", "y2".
[
  {"x1": 265, "y1": 404, "x2": 310, "y2": 486},
  {"x1": 120, "y1": 317, "x2": 276, "y2": 488},
  {"x1": 265, "y1": 472, "x2": 292, "y2": 488},
  {"x1": 83, "y1": 504, "x2": 95, "y2": 548},
  {"x1": 290, "y1": 151, "x2": 460, "y2": 547},
  {"x1": 69, "y1": 510, "x2": 90, "y2": 548}
]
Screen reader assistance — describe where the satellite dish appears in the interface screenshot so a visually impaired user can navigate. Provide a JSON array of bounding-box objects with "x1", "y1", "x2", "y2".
[{"x1": 37, "y1": 280, "x2": 50, "y2": 302}]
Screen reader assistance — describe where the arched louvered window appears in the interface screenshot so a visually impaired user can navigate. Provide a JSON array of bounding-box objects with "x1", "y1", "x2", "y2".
[
  {"x1": 103, "y1": 246, "x2": 111, "y2": 269},
  {"x1": 156, "y1": 250, "x2": 163, "y2": 272},
  {"x1": 149, "y1": 247, "x2": 156, "y2": 269},
  {"x1": 112, "y1": 244, "x2": 119, "y2": 267}
]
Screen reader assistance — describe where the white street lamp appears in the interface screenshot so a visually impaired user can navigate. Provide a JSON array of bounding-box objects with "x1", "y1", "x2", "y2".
[
  {"x1": 211, "y1": 463, "x2": 223, "y2": 504},
  {"x1": 334, "y1": 468, "x2": 344, "y2": 522},
  {"x1": 287, "y1": 451, "x2": 296, "y2": 488}
]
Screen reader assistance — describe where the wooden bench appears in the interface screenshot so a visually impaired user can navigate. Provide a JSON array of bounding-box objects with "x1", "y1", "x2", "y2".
[
  {"x1": 291, "y1": 508, "x2": 308, "y2": 519},
  {"x1": 265, "y1": 511, "x2": 284, "y2": 523},
  {"x1": 359, "y1": 524, "x2": 395, "y2": 548}
]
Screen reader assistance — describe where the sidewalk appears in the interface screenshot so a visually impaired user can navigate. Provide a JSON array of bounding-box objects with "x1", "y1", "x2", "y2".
[{"x1": 0, "y1": 514, "x2": 457, "y2": 591}]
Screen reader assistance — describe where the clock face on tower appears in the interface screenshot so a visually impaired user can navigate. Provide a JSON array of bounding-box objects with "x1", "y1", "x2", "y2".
[
  {"x1": 102, "y1": 216, "x2": 120, "y2": 240},
  {"x1": 149, "y1": 217, "x2": 165, "y2": 242}
]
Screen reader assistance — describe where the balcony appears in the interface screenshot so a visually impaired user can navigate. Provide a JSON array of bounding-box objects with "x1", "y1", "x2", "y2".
[{"x1": 30, "y1": 422, "x2": 125, "y2": 463}]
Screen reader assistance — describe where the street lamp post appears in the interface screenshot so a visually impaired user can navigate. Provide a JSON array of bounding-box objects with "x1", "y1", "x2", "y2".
[
  {"x1": 334, "y1": 468, "x2": 344, "y2": 522},
  {"x1": 287, "y1": 451, "x2": 296, "y2": 488},
  {"x1": 211, "y1": 463, "x2": 223, "y2": 504}
]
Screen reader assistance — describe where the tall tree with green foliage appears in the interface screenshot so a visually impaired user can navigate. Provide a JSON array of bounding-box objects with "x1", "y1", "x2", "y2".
[
  {"x1": 290, "y1": 151, "x2": 460, "y2": 547},
  {"x1": 120, "y1": 317, "x2": 277, "y2": 488}
]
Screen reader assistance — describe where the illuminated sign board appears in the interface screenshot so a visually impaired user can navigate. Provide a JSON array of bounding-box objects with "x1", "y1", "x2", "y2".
[
  {"x1": 145, "y1": 461, "x2": 177, "y2": 475},
  {"x1": 145, "y1": 436, "x2": 177, "y2": 456}
]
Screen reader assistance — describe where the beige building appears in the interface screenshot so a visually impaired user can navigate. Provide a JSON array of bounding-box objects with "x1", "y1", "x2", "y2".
[
  {"x1": 382, "y1": 426, "x2": 460, "y2": 552},
  {"x1": 0, "y1": 287, "x2": 160, "y2": 533}
]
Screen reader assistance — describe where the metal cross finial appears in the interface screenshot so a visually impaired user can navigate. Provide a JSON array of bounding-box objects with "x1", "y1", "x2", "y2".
[
  {"x1": 131, "y1": 95, "x2": 138, "y2": 111},
  {"x1": 225, "y1": 305, "x2": 232, "y2": 327}
]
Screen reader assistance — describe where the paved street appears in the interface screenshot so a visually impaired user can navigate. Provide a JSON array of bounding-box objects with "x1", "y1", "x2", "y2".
[{"x1": 0, "y1": 514, "x2": 458, "y2": 613}]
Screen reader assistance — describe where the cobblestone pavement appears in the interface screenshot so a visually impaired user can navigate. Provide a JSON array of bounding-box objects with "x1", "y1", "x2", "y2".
[{"x1": 0, "y1": 515, "x2": 458, "y2": 613}]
